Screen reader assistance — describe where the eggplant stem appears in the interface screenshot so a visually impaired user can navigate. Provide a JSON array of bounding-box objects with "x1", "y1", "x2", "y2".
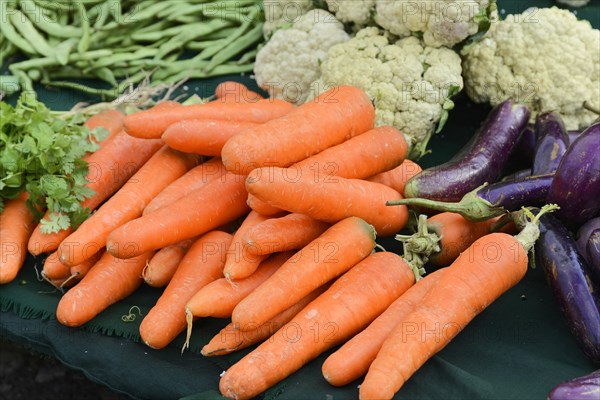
[
  {"x1": 583, "y1": 101, "x2": 600, "y2": 115},
  {"x1": 514, "y1": 204, "x2": 560, "y2": 252},
  {"x1": 386, "y1": 184, "x2": 502, "y2": 222}
]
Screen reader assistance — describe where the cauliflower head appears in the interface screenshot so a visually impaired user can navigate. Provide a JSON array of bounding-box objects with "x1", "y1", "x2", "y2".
[
  {"x1": 325, "y1": 0, "x2": 376, "y2": 28},
  {"x1": 463, "y1": 7, "x2": 600, "y2": 130},
  {"x1": 375, "y1": 0, "x2": 496, "y2": 48},
  {"x1": 312, "y1": 27, "x2": 463, "y2": 158},
  {"x1": 254, "y1": 9, "x2": 350, "y2": 103},
  {"x1": 263, "y1": 0, "x2": 315, "y2": 37}
]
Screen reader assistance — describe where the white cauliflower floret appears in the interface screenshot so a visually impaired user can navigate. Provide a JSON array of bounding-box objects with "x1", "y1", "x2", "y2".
[
  {"x1": 375, "y1": 0, "x2": 496, "y2": 48},
  {"x1": 262, "y1": 0, "x2": 314, "y2": 37},
  {"x1": 254, "y1": 9, "x2": 350, "y2": 103},
  {"x1": 556, "y1": 0, "x2": 590, "y2": 7},
  {"x1": 463, "y1": 7, "x2": 600, "y2": 130},
  {"x1": 312, "y1": 27, "x2": 464, "y2": 158},
  {"x1": 325, "y1": 0, "x2": 375, "y2": 28}
]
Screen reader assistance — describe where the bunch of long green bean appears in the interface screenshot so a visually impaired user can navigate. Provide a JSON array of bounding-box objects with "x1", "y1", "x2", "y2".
[{"x1": 0, "y1": 0, "x2": 263, "y2": 99}]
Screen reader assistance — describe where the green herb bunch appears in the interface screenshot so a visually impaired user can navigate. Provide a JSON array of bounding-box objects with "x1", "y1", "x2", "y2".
[{"x1": 0, "y1": 93, "x2": 107, "y2": 233}]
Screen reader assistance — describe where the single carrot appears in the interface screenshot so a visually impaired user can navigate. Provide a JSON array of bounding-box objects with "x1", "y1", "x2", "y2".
[
  {"x1": 246, "y1": 167, "x2": 408, "y2": 237},
  {"x1": 246, "y1": 194, "x2": 282, "y2": 216},
  {"x1": 293, "y1": 126, "x2": 408, "y2": 178},
  {"x1": 69, "y1": 250, "x2": 104, "y2": 280},
  {"x1": 42, "y1": 251, "x2": 70, "y2": 281},
  {"x1": 219, "y1": 252, "x2": 416, "y2": 399},
  {"x1": 400, "y1": 213, "x2": 502, "y2": 267},
  {"x1": 223, "y1": 211, "x2": 275, "y2": 280},
  {"x1": 242, "y1": 213, "x2": 330, "y2": 256},
  {"x1": 322, "y1": 268, "x2": 446, "y2": 387},
  {"x1": 202, "y1": 286, "x2": 326, "y2": 357},
  {"x1": 186, "y1": 251, "x2": 292, "y2": 319},
  {"x1": 359, "y1": 229, "x2": 537, "y2": 399},
  {"x1": 215, "y1": 81, "x2": 264, "y2": 102},
  {"x1": 162, "y1": 120, "x2": 259, "y2": 156},
  {"x1": 367, "y1": 160, "x2": 422, "y2": 196},
  {"x1": 123, "y1": 98, "x2": 293, "y2": 139},
  {"x1": 142, "y1": 238, "x2": 195, "y2": 288},
  {"x1": 143, "y1": 157, "x2": 228, "y2": 215},
  {"x1": 0, "y1": 194, "x2": 35, "y2": 284},
  {"x1": 28, "y1": 131, "x2": 163, "y2": 256},
  {"x1": 231, "y1": 217, "x2": 375, "y2": 331},
  {"x1": 106, "y1": 173, "x2": 249, "y2": 259},
  {"x1": 221, "y1": 86, "x2": 376, "y2": 174},
  {"x1": 245, "y1": 126, "x2": 410, "y2": 215},
  {"x1": 55, "y1": 250, "x2": 155, "y2": 327},
  {"x1": 58, "y1": 146, "x2": 199, "y2": 266},
  {"x1": 48, "y1": 250, "x2": 106, "y2": 289},
  {"x1": 138, "y1": 231, "x2": 232, "y2": 349}
]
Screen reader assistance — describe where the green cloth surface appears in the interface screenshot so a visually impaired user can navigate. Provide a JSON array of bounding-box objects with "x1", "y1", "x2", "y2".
[{"x1": 2, "y1": 1, "x2": 600, "y2": 399}]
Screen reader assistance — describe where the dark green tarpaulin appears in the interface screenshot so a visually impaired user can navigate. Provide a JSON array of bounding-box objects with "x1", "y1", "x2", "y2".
[{"x1": 1, "y1": 1, "x2": 599, "y2": 399}]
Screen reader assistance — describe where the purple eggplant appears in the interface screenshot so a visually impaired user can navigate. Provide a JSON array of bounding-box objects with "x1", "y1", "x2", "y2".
[
  {"x1": 536, "y1": 213, "x2": 600, "y2": 365},
  {"x1": 532, "y1": 112, "x2": 570, "y2": 175},
  {"x1": 589, "y1": 234, "x2": 600, "y2": 270},
  {"x1": 388, "y1": 174, "x2": 553, "y2": 222},
  {"x1": 547, "y1": 121, "x2": 600, "y2": 230},
  {"x1": 569, "y1": 131, "x2": 581, "y2": 144},
  {"x1": 548, "y1": 370, "x2": 600, "y2": 400},
  {"x1": 403, "y1": 100, "x2": 530, "y2": 202},
  {"x1": 512, "y1": 124, "x2": 536, "y2": 164},
  {"x1": 577, "y1": 217, "x2": 600, "y2": 266}
]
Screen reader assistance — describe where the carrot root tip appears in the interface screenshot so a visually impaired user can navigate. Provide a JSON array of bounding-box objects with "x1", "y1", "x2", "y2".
[{"x1": 182, "y1": 307, "x2": 193, "y2": 354}]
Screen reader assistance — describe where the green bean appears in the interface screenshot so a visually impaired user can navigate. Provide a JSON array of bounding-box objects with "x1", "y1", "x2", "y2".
[
  {"x1": 9, "y1": 49, "x2": 112, "y2": 70},
  {"x1": 204, "y1": 22, "x2": 262, "y2": 72},
  {"x1": 90, "y1": 67, "x2": 118, "y2": 86},
  {"x1": 185, "y1": 38, "x2": 227, "y2": 51},
  {"x1": 153, "y1": 19, "x2": 233, "y2": 60},
  {"x1": 54, "y1": 38, "x2": 78, "y2": 65},
  {"x1": 0, "y1": 75, "x2": 21, "y2": 96},
  {"x1": 92, "y1": 1, "x2": 111, "y2": 29},
  {"x1": 86, "y1": 48, "x2": 159, "y2": 69},
  {"x1": 194, "y1": 6, "x2": 258, "y2": 62},
  {"x1": 77, "y1": 2, "x2": 92, "y2": 53},
  {"x1": 162, "y1": 62, "x2": 254, "y2": 84},
  {"x1": 165, "y1": 0, "x2": 259, "y2": 21},
  {"x1": 19, "y1": 1, "x2": 82, "y2": 38},
  {"x1": 0, "y1": 2, "x2": 36, "y2": 54},
  {"x1": 197, "y1": 25, "x2": 239, "y2": 40},
  {"x1": 236, "y1": 48, "x2": 258, "y2": 65},
  {"x1": 9, "y1": 68, "x2": 34, "y2": 94},
  {"x1": 124, "y1": 1, "x2": 175, "y2": 23},
  {"x1": 9, "y1": 9, "x2": 55, "y2": 57}
]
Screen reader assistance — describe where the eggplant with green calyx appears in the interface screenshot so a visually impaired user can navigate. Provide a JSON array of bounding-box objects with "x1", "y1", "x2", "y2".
[
  {"x1": 547, "y1": 121, "x2": 600, "y2": 230},
  {"x1": 535, "y1": 213, "x2": 600, "y2": 365},
  {"x1": 403, "y1": 100, "x2": 530, "y2": 202},
  {"x1": 388, "y1": 174, "x2": 553, "y2": 222},
  {"x1": 532, "y1": 111, "x2": 570, "y2": 175},
  {"x1": 548, "y1": 370, "x2": 600, "y2": 400}
]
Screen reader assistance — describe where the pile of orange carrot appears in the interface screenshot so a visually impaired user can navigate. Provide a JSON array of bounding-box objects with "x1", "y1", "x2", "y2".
[{"x1": 0, "y1": 81, "x2": 541, "y2": 400}]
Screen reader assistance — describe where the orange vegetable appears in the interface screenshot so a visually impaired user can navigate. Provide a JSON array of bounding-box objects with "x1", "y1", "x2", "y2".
[
  {"x1": 142, "y1": 238, "x2": 195, "y2": 287},
  {"x1": 123, "y1": 99, "x2": 293, "y2": 139},
  {"x1": 222, "y1": 211, "x2": 274, "y2": 280},
  {"x1": 242, "y1": 213, "x2": 329, "y2": 256},
  {"x1": 215, "y1": 81, "x2": 263, "y2": 102},
  {"x1": 0, "y1": 194, "x2": 35, "y2": 284},
  {"x1": 246, "y1": 167, "x2": 408, "y2": 236},
  {"x1": 360, "y1": 233, "x2": 530, "y2": 399},
  {"x1": 231, "y1": 217, "x2": 375, "y2": 331},
  {"x1": 139, "y1": 231, "x2": 232, "y2": 349},
  {"x1": 106, "y1": 173, "x2": 249, "y2": 258},
  {"x1": 322, "y1": 268, "x2": 446, "y2": 386},
  {"x1": 202, "y1": 286, "x2": 326, "y2": 357},
  {"x1": 58, "y1": 146, "x2": 199, "y2": 266},
  {"x1": 162, "y1": 120, "x2": 259, "y2": 156},
  {"x1": 220, "y1": 252, "x2": 416, "y2": 399},
  {"x1": 186, "y1": 251, "x2": 292, "y2": 319},
  {"x1": 221, "y1": 86, "x2": 375, "y2": 174},
  {"x1": 143, "y1": 157, "x2": 228, "y2": 215},
  {"x1": 367, "y1": 160, "x2": 422, "y2": 196},
  {"x1": 28, "y1": 132, "x2": 163, "y2": 256},
  {"x1": 56, "y1": 251, "x2": 155, "y2": 327}
]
